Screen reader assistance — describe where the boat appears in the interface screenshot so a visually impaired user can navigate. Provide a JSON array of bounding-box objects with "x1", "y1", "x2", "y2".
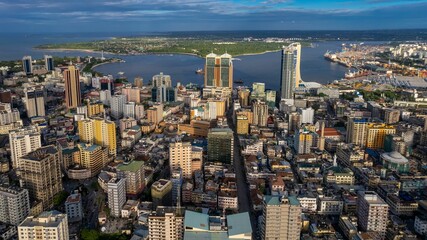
[
  {"x1": 234, "y1": 79, "x2": 244, "y2": 84},
  {"x1": 195, "y1": 68, "x2": 204, "y2": 74},
  {"x1": 324, "y1": 51, "x2": 337, "y2": 62}
]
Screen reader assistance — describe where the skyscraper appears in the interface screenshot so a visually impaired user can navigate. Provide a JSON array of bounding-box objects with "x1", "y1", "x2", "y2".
[
  {"x1": 170, "y1": 142, "x2": 200, "y2": 179},
  {"x1": 357, "y1": 191, "x2": 389, "y2": 237},
  {"x1": 107, "y1": 178, "x2": 126, "y2": 218},
  {"x1": 253, "y1": 101, "x2": 268, "y2": 127},
  {"x1": 44, "y1": 55, "x2": 54, "y2": 71},
  {"x1": 24, "y1": 86, "x2": 45, "y2": 118},
  {"x1": 64, "y1": 66, "x2": 81, "y2": 109},
  {"x1": 117, "y1": 160, "x2": 145, "y2": 197},
  {"x1": 279, "y1": 43, "x2": 301, "y2": 100},
  {"x1": 22, "y1": 56, "x2": 32, "y2": 75},
  {"x1": 204, "y1": 53, "x2": 233, "y2": 89},
  {"x1": 148, "y1": 206, "x2": 184, "y2": 240},
  {"x1": 9, "y1": 126, "x2": 41, "y2": 169},
  {"x1": 152, "y1": 72, "x2": 172, "y2": 87},
  {"x1": 261, "y1": 195, "x2": 302, "y2": 240},
  {"x1": 207, "y1": 128, "x2": 234, "y2": 164},
  {"x1": 110, "y1": 94, "x2": 127, "y2": 119},
  {"x1": 19, "y1": 145, "x2": 63, "y2": 210}
]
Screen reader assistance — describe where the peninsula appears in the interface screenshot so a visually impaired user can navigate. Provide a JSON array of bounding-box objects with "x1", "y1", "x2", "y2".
[{"x1": 36, "y1": 36, "x2": 311, "y2": 57}]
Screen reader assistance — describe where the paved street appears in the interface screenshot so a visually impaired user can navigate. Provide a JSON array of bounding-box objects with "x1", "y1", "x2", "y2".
[{"x1": 226, "y1": 107, "x2": 257, "y2": 235}]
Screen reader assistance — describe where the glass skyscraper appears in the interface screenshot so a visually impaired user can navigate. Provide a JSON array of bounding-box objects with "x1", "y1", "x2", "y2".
[{"x1": 279, "y1": 43, "x2": 301, "y2": 100}]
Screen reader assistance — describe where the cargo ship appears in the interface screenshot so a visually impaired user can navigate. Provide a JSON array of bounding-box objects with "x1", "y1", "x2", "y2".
[{"x1": 234, "y1": 79, "x2": 244, "y2": 84}]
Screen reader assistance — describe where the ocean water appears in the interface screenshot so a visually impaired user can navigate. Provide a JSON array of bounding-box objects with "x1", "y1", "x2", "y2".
[{"x1": 0, "y1": 31, "x2": 397, "y2": 87}]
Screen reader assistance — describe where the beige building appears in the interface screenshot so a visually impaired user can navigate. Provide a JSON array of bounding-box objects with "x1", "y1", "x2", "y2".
[
  {"x1": 64, "y1": 65, "x2": 81, "y2": 109},
  {"x1": 253, "y1": 101, "x2": 268, "y2": 127},
  {"x1": 236, "y1": 114, "x2": 249, "y2": 135},
  {"x1": 9, "y1": 126, "x2": 41, "y2": 169},
  {"x1": 117, "y1": 161, "x2": 145, "y2": 196},
  {"x1": 147, "y1": 103, "x2": 164, "y2": 125},
  {"x1": 19, "y1": 145, "x2": 63, "y2": 210},
  {"x1": 261, "y1": 195, "x2": 302, "y2": 240},
  {"x1": 24, "y1": 86, "x2": 45, "y2": 118},
  {"x1": 148, "y1": 207, "x2": 184, "y2": 240},
  {"x1": 384, "y1": 108, "x2": 400, "y2": 124},
  {"x1": 18, "y1": 211, "x2": 69, "y2": 240},
  {"x1": 151, "y1": 179, "x2": 172, "y2": 209},
  {"x1": 357, "y1": 191, "x2": 389, "y2": 237},
  {"x1": 169, "y1": 142, "x2": 202, "y2": 179},
  {"x1": 122, "y1": 86, "x2": 141, "y2": 103},
  {"x1": 346, "y1": 118, "x2": 369, "y2": 148},
  {"x1": 77, "y1": 143, "x2": 108, "y2": 177}
]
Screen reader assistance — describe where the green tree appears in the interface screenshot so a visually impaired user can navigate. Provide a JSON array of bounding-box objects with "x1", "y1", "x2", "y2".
[
  {"x1": 81, "y1": 229, "x2": 100, "y2": 240},
  {"x1": 53, "y1": 191, "x2": 69, "y2": 207}
]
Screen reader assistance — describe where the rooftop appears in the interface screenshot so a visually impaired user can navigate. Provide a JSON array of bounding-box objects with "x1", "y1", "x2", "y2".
[
  {"x1": 21, "y1": 145, "x2": 57, "y2": 161},
  {"x1": 184, "y1": 210, "x2": 209, "y2": 231},
  {"x1": 117, "y1": 161, "x2": 144, "y2": 172},
  {"x1": 19, "y1": 210, "x2": 66, "y2": 228},
  {"x1": 227, "y1": 212, "x2": 252, "y2": 237}
]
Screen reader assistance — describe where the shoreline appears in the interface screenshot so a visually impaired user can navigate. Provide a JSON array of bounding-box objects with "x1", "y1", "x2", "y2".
[{"x1": 35, "y1": 47, "x2": 283, "y2": 59}]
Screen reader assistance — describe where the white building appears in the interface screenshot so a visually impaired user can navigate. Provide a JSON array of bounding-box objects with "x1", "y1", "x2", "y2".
[
  {"x1": 100, "y1": 90, "x2": 112, "y2": 105},
  {"x1": 357, "y1": 191, "x2": 389, "y2": 237},
  {"x1": 110, "y1": 94, "x2": 127, "y2": 119},
  {"x1": 0, "y1": 103, "x2": 20, "y2": 126},
  {"x1": 108, "y1": 178, "x2": 126, "y2": 218},
  {"x1": 152, "y1": 72, "x2": 172, "y2": 87},
  {"x1": 135, "y1": 104, "x2": 145, "y2": 120},
  {"x1": 18, "y1": 211, "x2": 69, "y2": 240},
  {"x1": 218, "y1": 194, "x2": 238, "y2": 210},
  {"x1": 65, "y1": 193, "x2": 83, "y2": 222},
  {"x1": 9, "y1": 126, "x2": 41, "y2": 169},
  {"x1": 317, "y1": 195, "x2": 344, "y2": 215},
  {"x1": 298, "y1": 195, "x2": 317, "y2": 213},
  {"x1": 0, "y1": 186, "x2": 30, "y2": 226},
  {"x1": 298, "y1": 107, "x2": 314, "y2": 124},
  {"x1": 124, "y1": 102, "x2": 136, "y2": 119}
]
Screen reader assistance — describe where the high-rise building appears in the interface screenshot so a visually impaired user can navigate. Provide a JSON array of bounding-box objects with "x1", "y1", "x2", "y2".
[
  {"x1": 204, "y1": 53, "x2": 233, "y2": 89},
  {"x1": 238, "y1": 89, "x2": 250, "y2": 107},
  {"x1": 279, "y1": 43, "x2": 301, "y2": 100},
  {"x1": 122, "y1": 86, "x2": 141, "y2": 103},
  {"x1": 236, "y1": 114, "x2": 249, "y2": 135},
  {"x1": 44, "y1": 55, "x2": 54, "y2": 71},
  {"x1": 22, "y1": 56, "x2": 32, "y2": 75},
  {"x1": 117, "y1": 161, "x2": 145, "y2": 197},
  {"x1": 366, "y1": 123, "x2": 396, "y2": 149},
  {"x1": 19, "y1": 145, "x2": 63, "y2": 210},
  {"x1": 357, "y1": 191, "x2": 389, "y2": 237},
  {"x1": 64, "y1": 66, "x2": 81, "y2": 109},
  {"x1": 251, "y1": 82, "x2": 266, "y2": 101},
  {"x1": 151, "y1": 179, "x2": 172, "y2": 209},
  {"x1": 147, "y1": 103, "x2": 163, "y2": 125},
  {"x1": 171, "y1": 168, "x2": 183, "y2": 206},
  {"x1": 135, "y1": 104, "x2": 145, "y2": 120},
  {"x1": 110, "y1": 94, "x2": 127, "y2": 119},
  {"x1": 383, "y1": 108, "x2": 400, "y2": 124},
  {"x1": 265, "y1": 90, "x2": 276, "y2": 108},
  {"x1": 9, "y1": 126, "x2": 41, "y2": 169},
  {"x1": 124, "y1": 102, "x2": 136, "y2": 119},
  {"x1": 65, "y1": 193, "x2": 83, "y2": 222},
  {"x1": 207, "y1": 128, "x2": 234, "y2": 164},
  {"x1": 24, "y1": 86, "x2": 45, "y2": 118},
  {"x1": 294, "y1": 129, "x2": 315, "y2": 154},
  {"x1": 298, "y1": 107, "x2": 314, "y2": 124},
  {"x1": 77, "y1": 118, "x2": 117, "y2": 157},
  {"x1": 134, "y1": 77, "x2": 143, "y2": 88},
  {"x1": 18, "y1": 211, "x2": 69, "y2": 240},
  {"x1": 152, "y1": 86, "x2": 177, "y2": 103},
  {"x1": 107, "y1": 178, "x2": 126, "y2": 217},
  {"x1": 170, "y1": 142, "x2": 201, "y2": 179},
  {"x1": 253, "y1": 101, "x2": 268, "y2": 127},
  {"x1": 0, "y1": 186, "x2": 30, "y2": 226},
  {"x1": 346, "y1": 118, "x2": 369, "y2": 148},
  {"x1": 152, "y1": 72, "x2": 172, "y2": 87},
  {"x1": 77, "y1": 143, "x2": 108, "y2": 177},
  {"x1": 261, "y1": 195, "x2": 302, "y2": 240},
  {"x1": 148, "y1": 207, "x2": 184, "y2": 240}
]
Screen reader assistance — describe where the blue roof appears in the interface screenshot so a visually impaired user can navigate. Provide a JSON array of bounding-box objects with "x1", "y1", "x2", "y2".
[
  {"x1": 264, "y1": 195, "x2": 281, "y2": 205},
  {"x1": 288, "y1": 196, "x2": 301, "y2": 206},
  {"x1": 227, "y1": 212, "x2": 252, "y2": 237},
  {"x1": 184, "y1": 211, "x2": 209, "y2": 231}
]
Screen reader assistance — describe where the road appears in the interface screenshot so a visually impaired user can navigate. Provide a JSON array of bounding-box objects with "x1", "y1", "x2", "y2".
[{"x1": 226, "y1": 107, "x2": 257, "y2": 236}]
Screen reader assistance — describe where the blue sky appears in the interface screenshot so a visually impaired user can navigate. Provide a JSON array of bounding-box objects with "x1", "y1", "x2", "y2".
[{"x1": 1, "y1": 0, "x2": 426, "y2": 32}]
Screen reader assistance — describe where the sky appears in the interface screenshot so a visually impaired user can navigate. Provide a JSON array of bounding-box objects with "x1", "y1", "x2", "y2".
[{"x1": 1, "y1": 0, "x2": 427, "y2": 32}]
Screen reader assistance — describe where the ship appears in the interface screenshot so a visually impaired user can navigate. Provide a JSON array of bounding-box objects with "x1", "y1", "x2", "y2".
[
  {"x1": 345, "y1": 69, "x2": 371, "y2": 79},
  {"x1": 195, "y1": 68, "x2": 204, "y2": 74},
  {"x1": 234, "y1": 79, "x2": 244, "y2": 84}
]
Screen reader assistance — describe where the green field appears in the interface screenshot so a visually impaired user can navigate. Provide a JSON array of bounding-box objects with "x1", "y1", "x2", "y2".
[{"x1": 37, "y1": 37, "x2": 310, "y2": 57}]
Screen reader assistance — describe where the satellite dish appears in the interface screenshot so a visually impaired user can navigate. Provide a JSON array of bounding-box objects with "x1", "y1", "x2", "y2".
[{"x1": 101, "y1": 227, "x2": 106, "y2": 232}]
